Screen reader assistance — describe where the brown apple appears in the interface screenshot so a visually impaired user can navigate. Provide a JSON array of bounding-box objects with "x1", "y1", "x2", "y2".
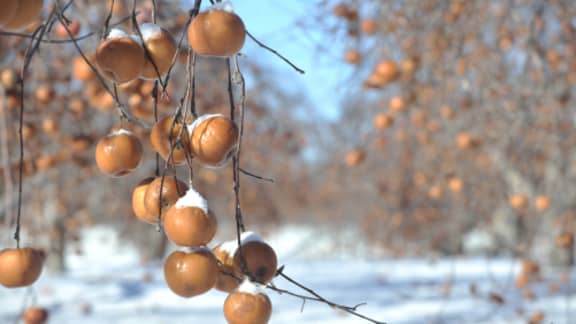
[{"x1": 163, "y1": 249, "x2": 218, "y2": 297}]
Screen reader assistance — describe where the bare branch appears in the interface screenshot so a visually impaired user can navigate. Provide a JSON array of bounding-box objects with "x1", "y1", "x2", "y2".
[{"x1": 246, "y1": 30, "x2": 305, "y2": 74}]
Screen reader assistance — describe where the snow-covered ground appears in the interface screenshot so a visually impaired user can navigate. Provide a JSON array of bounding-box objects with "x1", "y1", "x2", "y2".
[{"x1": 0, "y1": 225, "x2": 574, "y2": 324}]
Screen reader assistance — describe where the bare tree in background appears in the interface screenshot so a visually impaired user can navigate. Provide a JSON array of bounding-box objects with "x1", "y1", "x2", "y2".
[{"x1": 295, "y1": 0, "x2": 576, "y2": 267}]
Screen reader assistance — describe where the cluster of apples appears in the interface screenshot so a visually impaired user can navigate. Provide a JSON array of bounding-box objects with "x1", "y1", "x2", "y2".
[
  {"x1": 96, "y1": 4, "x2": 275, "y2": 324},
  {"x1": 94, "y1": 0, "x2": 245, "y2": 84},
  {"x1": 95, "y1": 112, "x2": 241, "y2": 176},
  {"x1": 0, "y1": 0, "x2": 43, "y2": 31},
  {"x1": 214, "y1": 232, "x2": 277, "y2": 324},
  {"x1": 94, "y1": 3, "x2": 247, "y2": 177},
  {"x1": 0, "y1": 2, "x2": 274, "y2": 323},
  {"x1": 161, "y1": 223, "x2": 277, "y2": 324},
  {"x1": 129, "y1": 160, "x2": 276, "y2": 324},
  {"x1": 95, "y1": 23, "x2": 177, "y2": 84},
  {"x1": 159, "y1": 187, "x2": 218, "y2": 296}
]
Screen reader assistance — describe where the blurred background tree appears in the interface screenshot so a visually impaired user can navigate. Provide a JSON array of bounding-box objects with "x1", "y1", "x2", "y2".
[{"x1": 302, "y1": 0, "x2": 576, "y2": 267}]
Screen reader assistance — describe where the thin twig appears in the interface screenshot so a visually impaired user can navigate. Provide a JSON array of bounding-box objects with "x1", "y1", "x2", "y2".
[
  {"x1": 230, "y1": 57, "x2": 274, "y2": 186},
  {"x1": 155, "y1": 48, "x2": 195, "y2": 228},
  {"x1": 226, "y1": 57, "x2": 248, "y2": 276},
  {"x1": 0, "y1": 85, "x2": 14, "y2": 240},
  {"x1": 182, "y1": 48, "x2": 195, "y2": 184},
  {"x1": 152, "y1": 82, "x2": 160, "y2": 177},
  {"x1": 151, "y1": 0, "x2": 158, "y2": 24},
  {"x1": 131, "y1": 0, "x2": 168, "y2": 92},
  {"x1": 0, "y1": 15, "x2": 134, "y2": 44},
  {"x1": 102, "y1": 0, "x2": 115, "y2": 38},
  {"x1": 14, "y1": 7, "x2": 57, "y2": 247},
  {"x1": 161, "y1": 0, "x2": 201, "y2": 89},
  {"x1": 54, "y1": 9, "x2": 148, "y2": 128},
  {"x1": 217, "y1": 265, "x2": 381, "y2": 324},
  {"x1": 156, "y1": 113, "x2": 188, "y2": 228},
  {"x1": 275, "y1": 268, "x2": 385, "y2": 324},
  {"x1": 189, "y1": 51, "x2": 198, "y2": 118},
  {"x1": 227, "y1": 58, "x2": 245, "y2": 233},
  {"x1": 239, "y1": 167, "x2": 275, "y2": 183},
  {"x1": 246, "y1": 30, "x2": 305, "y2": 74}
]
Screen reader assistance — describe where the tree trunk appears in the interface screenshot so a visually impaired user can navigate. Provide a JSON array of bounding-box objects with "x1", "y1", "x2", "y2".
[
  {"x1": 47, "y1": 219, "x2": 66, "y2": 273},
  {"x1": 139, "y1": 230, "x2": 168, "y2": 263}
]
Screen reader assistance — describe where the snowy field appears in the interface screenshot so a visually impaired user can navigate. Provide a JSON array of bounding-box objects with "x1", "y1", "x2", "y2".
[{"x1": 0, "y1": 226, "x2": 574, "y2": 324}]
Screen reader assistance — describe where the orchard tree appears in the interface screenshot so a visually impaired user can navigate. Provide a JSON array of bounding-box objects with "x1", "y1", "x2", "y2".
[{"x1": 304, "y1": 0, "x2": 576, "y2": 267}]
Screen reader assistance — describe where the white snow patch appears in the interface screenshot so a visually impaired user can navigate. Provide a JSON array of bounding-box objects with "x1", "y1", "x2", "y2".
[
  {"x1": 107, "y1": 28, "x2": 141, "y2": 44},
  {"x1": 106, "y1": 28, "x2": 129, "y2": 39},
  {"x1": 209, "y1": 0, "x2": 235, "y2": 13},
  {"x1": 266, "y1": 225, "x2": 375, "y2": 259},
  {"x1": 174, "y1": 188, "x2": 208, "y2": 214},
  {"x1": 139, "y1": 23, "x2": 163, "y2": 41},
  {"x1": 186, "y1": 113, "x2": 225, "y2": 135},
  {"x1": 110, "y1": 128, "x2": 134, "y2": 137},
  {"x1": 67, "y1": 225, "x2": 140, "y2": 274},
  {"x1": 463, "y1": 227, "x2": 497, "y2": 254},
  {"x1": 240, "y1": 231, "x2": 263, "y2": 245},
  {"x1": 130, "y1": 34, "x2": 142, "y2": 44},
  {"x1": 218, "y1": 231, "x2": 263, "y2": 257},
  {"x1": 237, "y1": 280, "x2": 265, "y2": 295}
]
